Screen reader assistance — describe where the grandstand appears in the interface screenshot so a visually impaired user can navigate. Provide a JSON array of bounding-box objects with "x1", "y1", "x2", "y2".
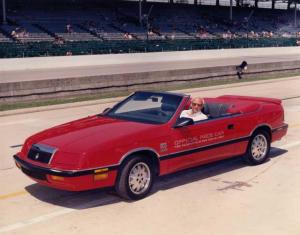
[{"x1": 0, "y1": 0, "x2": 299, "y2": 58}]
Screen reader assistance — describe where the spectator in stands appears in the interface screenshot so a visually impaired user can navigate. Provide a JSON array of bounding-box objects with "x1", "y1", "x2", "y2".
[
  {"x1": 282, "y1": 32, "x2": 291, "y2": 38},
  {"x1": 180, "y1": 97, "x2": 208, "y2": 122},
  {"x1": 54, "y1": 37, "x2": 64, "y2": 45},
  {"x1": 123, "y1": 32, "x2": 133, "y2": 40},
  {"x1": 11, "y1": 30, "x2": 17, "y2": 38},
  {"x1": 66, "y1": 51, "x2": 72, "y2": 56},
  {"x1": 227, "y1": 30, "x2": 233, "y2": 39},
  {"x1": 66, "y1": 24, "x2": 73, "y2": 34},
  {"x1": 148, "y1": 30, "x2": 154, "y2": 36},
  {"x1": 53, "y1": 37, "x2": 59, "y2": 44},
  {"x1": 262, "y1": 31, "x2": 273, "y2": 38},
  {"x1": 222, "y1": 31, "x2": 232, "y2": 39},
  {"x1": 19, "y1": 28, "x2": 28, "y2": 38},
  {"x1": 196, "y1": 27, "x2": 209, "y2": 39},
  {"x1": 249, "y1": 31, "x2": 255, "y2": 38},
  {"x1": 269, "y1": 31, "x2": 274, "y2": 37}
]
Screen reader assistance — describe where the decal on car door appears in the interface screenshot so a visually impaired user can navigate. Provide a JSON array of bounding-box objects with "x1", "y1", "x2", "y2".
[{"x1": 174, "y1": 131, "x2": 225, "y2": 149}]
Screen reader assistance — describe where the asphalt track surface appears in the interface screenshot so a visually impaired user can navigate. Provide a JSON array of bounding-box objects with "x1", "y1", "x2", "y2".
[{"x1": 1, "y1": 76, "x2": 300, "y2": 235}]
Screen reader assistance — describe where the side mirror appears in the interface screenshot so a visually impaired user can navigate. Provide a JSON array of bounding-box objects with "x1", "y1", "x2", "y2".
[
  {"x1": 102, "y1": 107, "x2": 111, "y2": 114},
  {"x1": 174, "y1": 117, "x2": 194, "y2": 128}
]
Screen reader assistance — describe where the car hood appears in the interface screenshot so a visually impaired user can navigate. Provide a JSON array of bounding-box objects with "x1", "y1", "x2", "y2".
[{"x1": 31, "y1": 115, "x2": 156, "y2": 152}]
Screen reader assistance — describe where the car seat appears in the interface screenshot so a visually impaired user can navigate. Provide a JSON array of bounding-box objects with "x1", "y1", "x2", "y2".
[{"x1": 204, "y1": 103, "x2": 230, "y2": 118}]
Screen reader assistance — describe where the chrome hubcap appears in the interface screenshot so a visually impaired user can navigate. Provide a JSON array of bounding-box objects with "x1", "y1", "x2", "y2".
[
  {"x1": 251, "y1": 134, "x2": 268, "y2": 161},
  {"x1": 128, "y1": 162, "x2": 151, "y2": 195}
]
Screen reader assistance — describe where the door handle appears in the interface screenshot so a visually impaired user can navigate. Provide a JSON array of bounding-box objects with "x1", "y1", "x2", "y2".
[{"x1": 227, "y1": 124, "x2": 234, "y2": 130}]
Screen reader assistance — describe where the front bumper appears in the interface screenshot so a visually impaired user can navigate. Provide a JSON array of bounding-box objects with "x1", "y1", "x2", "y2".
[{"x1": 14, "y1": 155, "x2": 118, "y2": 191}]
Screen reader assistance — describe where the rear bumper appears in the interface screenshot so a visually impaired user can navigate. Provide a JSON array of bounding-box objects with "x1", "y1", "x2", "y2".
[
  {"x1": 272, "y1": 123, "x2": 288, "y2": 142},
  {"x1": 14, "y1": 155, "x2": 118, "y2": 191}
]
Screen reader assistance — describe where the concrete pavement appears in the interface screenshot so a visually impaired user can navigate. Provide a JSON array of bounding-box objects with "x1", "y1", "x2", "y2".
[{"x1": 1, "y1": 76, "x2": 300, "y2": 235}]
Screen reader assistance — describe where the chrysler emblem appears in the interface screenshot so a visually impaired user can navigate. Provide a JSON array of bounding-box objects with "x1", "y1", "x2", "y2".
[{"x1": 35, "y1": 153, "x2": 40, "y2": 160}]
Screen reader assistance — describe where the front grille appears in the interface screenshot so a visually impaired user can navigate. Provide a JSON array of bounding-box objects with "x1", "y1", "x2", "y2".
[
  {"x1": 21, "y1": 167, "x2": 47, "y2": 181},
  {"x1": 27, "y1": 144, "x2": 56, "y2": 164}
]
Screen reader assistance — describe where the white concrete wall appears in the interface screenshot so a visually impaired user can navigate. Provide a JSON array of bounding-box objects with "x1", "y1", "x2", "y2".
[{"x1": 1, "y1": 47, "x2": 300, "y2": 72}]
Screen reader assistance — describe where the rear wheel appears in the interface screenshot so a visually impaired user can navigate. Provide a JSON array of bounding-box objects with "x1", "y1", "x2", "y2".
[
  {"x1": 115, "y1": 156, "x2": 154, "y2": 200},
  {"x1": 244, "y1": 130, "x2": 271, "y2": 165}
]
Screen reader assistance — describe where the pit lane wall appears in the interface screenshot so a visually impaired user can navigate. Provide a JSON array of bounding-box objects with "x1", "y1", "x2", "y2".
[{"x1": 1, "y1": 47, "x2": 300, "y2": 103}]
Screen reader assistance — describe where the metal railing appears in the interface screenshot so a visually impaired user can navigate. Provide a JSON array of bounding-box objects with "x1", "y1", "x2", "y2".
[{"x1": 0, "y1": 37, "x2": 297, "y2": 58}]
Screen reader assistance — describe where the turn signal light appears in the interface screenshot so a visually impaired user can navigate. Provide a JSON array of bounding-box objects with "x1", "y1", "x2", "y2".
[
  {"x1": 94, "y1": 173, "x2": 108, "y2": 181},
  {"x1": 94, "y1": 168, "x2": 108, "y2": 173},
  {"x1": 94, "y1": 168, "x2": 109, "y2": 181},
  {"x1": 50, "y1": 175, "x2": 65, "y2": 181}
]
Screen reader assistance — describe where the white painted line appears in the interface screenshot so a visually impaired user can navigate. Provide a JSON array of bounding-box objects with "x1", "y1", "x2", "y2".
[
  {"x1": 0, "y1": 208, "x2": 74, "y2": 233},
  {"x1": 0, "y1": 119, "x2": 38, "y2": 127},
  {"x1": 278, "y1": 140, "x2": 300, "y2": 149},
  {"x1": 0, "y1": 196, "x2": 117, "y2": 233},
  {"x1": 1, "y1": 140, "x2": 300, "y2": 233}
]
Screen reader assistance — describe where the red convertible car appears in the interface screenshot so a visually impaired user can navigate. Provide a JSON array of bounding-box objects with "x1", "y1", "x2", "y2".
[{"x1": 14, "y1": 91, "x2": 288, "y2": 200}]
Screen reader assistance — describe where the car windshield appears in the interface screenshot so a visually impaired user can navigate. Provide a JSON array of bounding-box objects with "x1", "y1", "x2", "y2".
[{"x1": 105, "y1": 92, "x2": 183, "y2": 124}]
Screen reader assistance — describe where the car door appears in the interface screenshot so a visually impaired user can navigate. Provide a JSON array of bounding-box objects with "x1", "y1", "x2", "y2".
[{"x1": 164, "y1": 114, "x2": 244, "y2": 173}]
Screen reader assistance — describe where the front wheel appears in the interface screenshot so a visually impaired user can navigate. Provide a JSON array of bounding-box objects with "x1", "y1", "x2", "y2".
[
  {"x1": 243, "y1": 130, "x2": 271, "y2": 165},
  {"x1": 115, "y1": 156, "x2": 154, "y2": 200}
]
